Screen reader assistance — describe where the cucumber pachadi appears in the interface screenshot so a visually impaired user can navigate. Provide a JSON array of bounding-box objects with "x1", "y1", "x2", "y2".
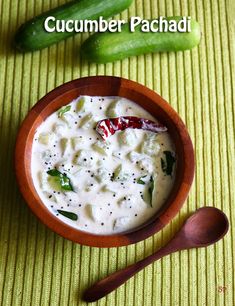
[
  {"x1": 15, "y1": 0, "x2": 133, "y2": 52},
  {"x1": 81, "y1": 17, "x2": 201, "y2": 63}
]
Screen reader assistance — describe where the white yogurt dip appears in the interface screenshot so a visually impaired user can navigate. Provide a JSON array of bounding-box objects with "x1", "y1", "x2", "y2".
[{"x1": 31, "y1": 96, "x2": 176, "y2": 234}]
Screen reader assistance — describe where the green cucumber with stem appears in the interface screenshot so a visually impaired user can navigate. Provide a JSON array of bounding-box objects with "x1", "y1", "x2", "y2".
[
  {"x1": 15, "y1": 0, "x2": 133, "y2": 52},
  {"x1": 81, "y1": 16, "x2": 201, "y2": 63}
]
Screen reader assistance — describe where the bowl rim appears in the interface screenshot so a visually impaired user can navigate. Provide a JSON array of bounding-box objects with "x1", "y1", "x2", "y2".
[{"x1": 15, "y1": 76, "x2": 195, "y2": 248}]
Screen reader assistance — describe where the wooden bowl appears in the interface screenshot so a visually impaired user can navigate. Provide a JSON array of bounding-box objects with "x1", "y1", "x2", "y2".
[{"x1": 15, "y1": 76, "x2": 195, "y2": 248}]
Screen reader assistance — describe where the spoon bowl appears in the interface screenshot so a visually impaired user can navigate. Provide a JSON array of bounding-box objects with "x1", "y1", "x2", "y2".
[{"x1": 184, "y1": 207, "x2": 229, "y2": 246}]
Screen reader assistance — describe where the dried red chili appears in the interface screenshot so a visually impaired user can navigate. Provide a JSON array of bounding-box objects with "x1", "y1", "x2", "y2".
[{"x1": 96, "y1": 116, "x2": 167, "y2": 140}]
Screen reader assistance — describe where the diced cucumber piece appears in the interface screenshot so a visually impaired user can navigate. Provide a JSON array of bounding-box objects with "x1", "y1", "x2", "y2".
[
  {"x1": 92, "y1": 140, "x2": 110, "y2": 155},
  {"x1": 60, "y1": 112, "x2": 76, "y2": 128},
  {"x1": 60, "y1": 138, "x2": 69, "y2": 156},
  {"x1": 138, "y1": 158, "x2": 154, "y2": 173},
  {"x1": 145, "y1": 132, "x2": 158, "y2": 141},
  {"x1": 112, "y1": 165, "x2": 122, "y2": 180},
  {"x1": 40, "y1": 150, "x2": 52, "y2": 163},
  {"x1": 85, "y1": 183, "x2": 93, "y2": 192},
  {"x1": 95, "y1": 168, "x2": 110, "y2": 183},
  {"x1": 112, "y1": 152, "x2": 122, "y2": 159},
  {"x1": 76, "y1": 97, "x2": 86, "y2": 112},
  {"x1": 74, "y1": 150, "x2": 95, "y2": 167},
  {"x1": 38, "y1": 133, "x2": 54, "y2": 145},
  {"x1": 53, "y1": 123, "x2": 66, "y2": 136},
  {"x1": 112, "y1": 164, "x2": 130, "y2": 181},
  {"x1": 128, "y1": 151, "x2": 142, "y2": 163},
  {"x1": 47, "y1": 175, "x2": 61, "y2": 191},
  {"x1": 106, "y1": 99, "x2": 119, "y2": 117},
  {"x1": 97, "y1": 159, "x2": 105, "y2": 167},
  {"x1": 38, "y1": 171, "x2": 49, "y2": 191},
  {"x1": 101, "y1": 185, "x2": 116, "y2": 194},
  {"x1": 57, "y1": 162, "x2": 73, "y2": 173},
  {"x1": 87, "y1": 204, "x2": 103, "y2": 222},
  {"x1": 118, "y1": 129, "x2": 137, "y2": 146},
  {"x1": 114, "y1": 217, "x2": 130, "y2": 230},
  {"x1": 140, "y1": 133, "x2": 160, "y2": 156},
  {"x1": 127, "y1": 151, "x2": 153, "y2": 172},
  {"x1": 79, "y1": 113, "x2": 95, "y2": 129},
  {"x1": 57, "y1": 105, "x2": 71, "y2": 118},
  {"x1": 71, "y1": 137, "x2": 84, "y2": 151}
]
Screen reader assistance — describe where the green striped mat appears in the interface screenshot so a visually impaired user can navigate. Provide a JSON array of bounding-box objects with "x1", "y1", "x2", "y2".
[{"x1": 0, "y1": 0, "x2": 234, "y2": 305}]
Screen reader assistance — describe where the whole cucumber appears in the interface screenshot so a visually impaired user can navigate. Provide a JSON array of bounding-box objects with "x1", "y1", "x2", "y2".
[
  {"x1": 81, "y1": 17, "x2": 201, "y2": 63},
  {"x1": 15, "y1": 0, "x2": 133, "y2": 52}
]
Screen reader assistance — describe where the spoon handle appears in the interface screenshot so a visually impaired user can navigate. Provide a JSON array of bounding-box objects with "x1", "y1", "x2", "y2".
[{"x1": 83, "y1": 241, "x2": 180, "y2": 302}]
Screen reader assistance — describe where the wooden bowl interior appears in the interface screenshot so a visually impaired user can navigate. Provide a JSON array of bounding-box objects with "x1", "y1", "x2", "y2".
[{"x1": 15, "y1": 76, "x2": 194, "y2": 247}]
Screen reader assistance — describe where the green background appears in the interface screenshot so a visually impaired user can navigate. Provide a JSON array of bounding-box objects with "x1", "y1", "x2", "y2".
[{"x1": 0, "y1": 0, "x2": 234, "y2": 305}]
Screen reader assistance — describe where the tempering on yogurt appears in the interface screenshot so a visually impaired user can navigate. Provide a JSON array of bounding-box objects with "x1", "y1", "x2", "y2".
[{"x1": 31, "y1": 96, "x2": 176, "y2": 234}]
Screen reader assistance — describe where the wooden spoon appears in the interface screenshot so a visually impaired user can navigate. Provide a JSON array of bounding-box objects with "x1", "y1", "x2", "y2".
[{"x1": 83, "y1": 207, "x2": 229, "y2": 302}]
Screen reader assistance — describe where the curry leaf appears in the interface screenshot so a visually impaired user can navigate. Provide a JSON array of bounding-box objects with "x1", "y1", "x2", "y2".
[
  {"x1": 148, "y1": 176, "x2": 154, "y2": 207},
  {"x1": 142, "y1": 175, "x2": 154, "y2": 207},
  {"x1": 137, "y1": 175, "x2": 148, "y2": 185},
  {"x1": 47, "y1": 169, "x2": 61, "y2": 176},
  {"x1": 57, "y1": 210, "x2": 78, "y2": 221},
  {"x1": 161, "y1": 151, "x2": 176, "y2": 176}
]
